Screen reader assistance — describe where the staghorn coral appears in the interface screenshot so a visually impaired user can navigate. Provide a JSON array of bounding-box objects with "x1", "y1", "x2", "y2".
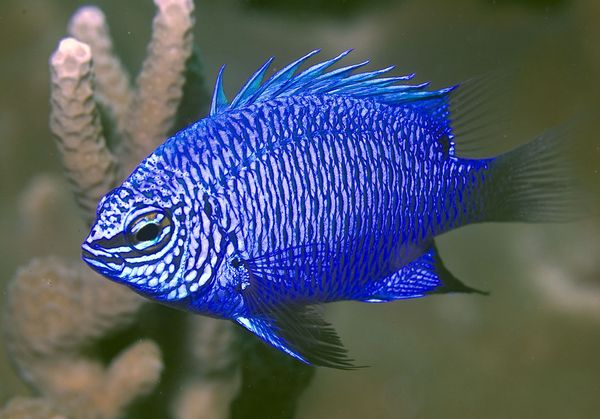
[
  {"x1": 0, "y1": 397, "x2": 66, "y2": 419},
  {"x1": 122, "y1": 0, "x2": 195, "y2": 170},
  {"x1": 67, "y1": 6, "x2": 133, "y2": 140},
  {"x1": 171, "y1": 317, "x2": 240, "y2": 419},
  {"x1": 3, "y1": 0, "x2": 226, "y2": 418},
  {"x1": 49, "y1": 0, "x2": 196, "y2": 222},
  {"x1": 16, "y1": 174, "x2": 77, "y2": 257},
  {"x1": 6, "y1": 258, "x2": 143, "y2": 365},
  {"x1": 2, "y1": 0, "x2": 315, "y2": 418},
  {"x1": 3, "y1": 257, "x2": 160, "y2": 419},
  {"x1": 49, "y1": 37, "x2": 120, "y2": 223}
]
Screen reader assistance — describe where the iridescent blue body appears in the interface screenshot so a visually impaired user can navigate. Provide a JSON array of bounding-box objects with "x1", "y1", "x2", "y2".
[{"x1": 82, "y1": 51, "x2": 576, "y2": 368}]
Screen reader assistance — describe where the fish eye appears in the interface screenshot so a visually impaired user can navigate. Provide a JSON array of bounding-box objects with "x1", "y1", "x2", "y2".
[
  {"x1": 136, "y1": 223, "x2": 160, "y2": 242},
  {"x1": 126, "y1": 209, "x2": 172, "y2": 250}
]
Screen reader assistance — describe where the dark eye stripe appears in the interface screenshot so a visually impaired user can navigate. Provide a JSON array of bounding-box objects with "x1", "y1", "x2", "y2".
[
  {"x1": 93, "y1": 232, "x2": 128, "y2": 250},
  {"x1": 89, "y1": 206, "x2": 184, "y2": 265},
  {"x1": 82, "y1": 243, "x2": 123, "y2": 268},
  {"x1": 91, "y1": 218, "x2": 172, "y2": 256}
]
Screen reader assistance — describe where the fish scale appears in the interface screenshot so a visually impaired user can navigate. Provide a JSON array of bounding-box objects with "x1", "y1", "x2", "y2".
[
  {"x1": 82, "y1": 51, "x2": 581, "y2": 368},
  {"x1": 192, "y1": 95, "x2": 475, "y2": 303}
]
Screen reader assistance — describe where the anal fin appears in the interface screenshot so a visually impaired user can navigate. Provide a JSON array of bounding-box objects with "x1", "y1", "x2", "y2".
[
  {"x1": 428, "y1": 243, "x2": 488, "y2": 295},
  {"x1": 360, "y1": 242, "x2": 486, "y2": 303}
]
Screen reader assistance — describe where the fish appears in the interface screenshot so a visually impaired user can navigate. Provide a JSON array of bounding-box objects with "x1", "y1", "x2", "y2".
[{"x1": 81, "y1": 50, "x2": 580, "y2": 369}]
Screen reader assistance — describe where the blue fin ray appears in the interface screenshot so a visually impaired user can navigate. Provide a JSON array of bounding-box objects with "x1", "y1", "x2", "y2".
[
  {"x1": 295, "y1": 49, "x2": 350, "y2": 78},
  {"x1": 229, "y1": 57, "x2": 274, "y2": 109},
  {"x1": 279, "y1": 50, "x2": 350, "y2": 93},
  {"x1": 313, "y1": 60, "x2": 371, "y2": 82},
  {"x1": 257, "y1": 50, "x2": 321, "y2": 98},
  {"x1": 236, "y1": 300, "x2": 358, "y2": 369},
  {"x1": 311, "y1": 66, "x2": 400, "y2": 94},
  {"x1": 210, "y1": 65, "x2": 229, "y2": 116},
  {"x1": 209, "y1": 50, "x2": 453, "y2": 117},
  {"x1": 231, "y1": 245, "x2": 358, "y2": 369}
]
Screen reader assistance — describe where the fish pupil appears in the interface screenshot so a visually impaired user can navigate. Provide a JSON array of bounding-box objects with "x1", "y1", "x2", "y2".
[{"x1": 136, "y1": 223, "x2": 160, "y2": 242}]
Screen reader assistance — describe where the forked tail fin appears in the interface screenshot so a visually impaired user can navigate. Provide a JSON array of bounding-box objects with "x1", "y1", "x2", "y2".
[{"x1": 482, "y1": 125, "x2": 589, "y2": 223}]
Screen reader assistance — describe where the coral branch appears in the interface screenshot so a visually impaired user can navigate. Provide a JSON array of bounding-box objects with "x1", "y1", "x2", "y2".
[
  {"x1": 96, "y1": 340, "x2": 163, "y2": 419},
  {"x1": 188, "y1": 317, "x2": 239, "y2": 377},
  {"x1": 0, "y1": 398, "x2": 66, "y2": 419},
  {"x1": 49, "y1": 38, "x2": 120, "y2": 224},
  {"x1": 68, "y1": 6, "x2": 133, "y2": 139},
  {"x1": 174, "y1": 379, "x2": 239, "y2": 419},
  {"x1": 7, "y1": 2, "x2": 241, "y2": 418},
  {"x1": 172, "y1": 317, "x2": 240, "y2": 419},
  {"x1": 3, "y1": 257, "x2": 159, "y2": 419},
  {"x1": 5, "y1": 257, "x2": 144, "y2": 380},
  {"x1": 124, "y1": 0, "x2": 195, "y2": 172},
  {"x1": 17, "y1": 175, "x2": 74, "y2": 256},
  {"x1": 6, "y1": 2, "x2": 315, "y2": 418}
]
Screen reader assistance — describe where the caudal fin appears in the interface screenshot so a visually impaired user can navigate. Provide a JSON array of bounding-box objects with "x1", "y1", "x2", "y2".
[{"x1": 483, "y1": 126, "x2": 588, "y2": 223}]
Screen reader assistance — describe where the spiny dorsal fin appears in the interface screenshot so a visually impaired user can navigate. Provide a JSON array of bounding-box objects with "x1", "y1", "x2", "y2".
[
  {"x1": 209, "y1": 50, "x2": 455, "y2": 117},
  {"x1": 210, "y1": 65, "x2": 229, "y2": 116}
]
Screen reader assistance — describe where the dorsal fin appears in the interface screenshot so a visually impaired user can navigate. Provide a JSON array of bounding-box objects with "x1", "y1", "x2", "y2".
[
  {"x1": 209, "y1": 50, "x2": 456, "y2": 117},
  {"x1": 210, "y1": 65, "x2": 229, "y2": 116}
]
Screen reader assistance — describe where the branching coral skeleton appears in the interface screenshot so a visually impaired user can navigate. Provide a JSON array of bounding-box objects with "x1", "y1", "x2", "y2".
[{"x1": 1, "y1": 1, "x2": 238, "y2": 418}]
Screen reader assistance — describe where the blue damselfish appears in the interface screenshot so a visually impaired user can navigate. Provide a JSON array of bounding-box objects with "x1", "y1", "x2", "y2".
[{"x1": 82, "y1": 50, "x2": 576, "y2": 368}]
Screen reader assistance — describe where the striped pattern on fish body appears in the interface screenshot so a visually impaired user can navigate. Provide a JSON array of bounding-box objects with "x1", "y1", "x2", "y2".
[
  {"x1": 161, "y1": 95, "x2": 489, "y2": 305},
  {"x1": 82, "y1": 51, "x2": 581, "y2": 368}
]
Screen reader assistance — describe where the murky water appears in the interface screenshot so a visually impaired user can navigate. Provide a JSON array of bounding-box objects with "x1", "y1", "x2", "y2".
[{"x1": 1, "y1": 0, "x2": 599, "y2": 418}]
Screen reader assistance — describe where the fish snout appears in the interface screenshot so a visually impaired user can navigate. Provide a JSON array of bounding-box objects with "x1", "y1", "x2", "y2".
[{"x1": 81, "y1": 241, "x2": 125, "y2": 276}]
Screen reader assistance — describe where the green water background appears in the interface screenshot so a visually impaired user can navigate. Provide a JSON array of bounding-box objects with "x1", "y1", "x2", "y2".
[{"x1": 1, "y1": 0, "x2": 599, "y2": 417}]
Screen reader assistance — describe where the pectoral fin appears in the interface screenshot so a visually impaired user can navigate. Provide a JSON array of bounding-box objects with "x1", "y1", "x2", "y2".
[
  {"x1": 231, "y1": 246, "x2": 358, "y2": 369},
  {"x1": 235, "y1": 304, "x2": 358, "y2": 370}
]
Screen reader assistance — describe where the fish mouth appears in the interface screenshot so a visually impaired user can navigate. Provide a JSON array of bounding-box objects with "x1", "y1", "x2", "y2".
[{"x1": 81, "y1": 242, "x2": 124, "y2": 276}]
